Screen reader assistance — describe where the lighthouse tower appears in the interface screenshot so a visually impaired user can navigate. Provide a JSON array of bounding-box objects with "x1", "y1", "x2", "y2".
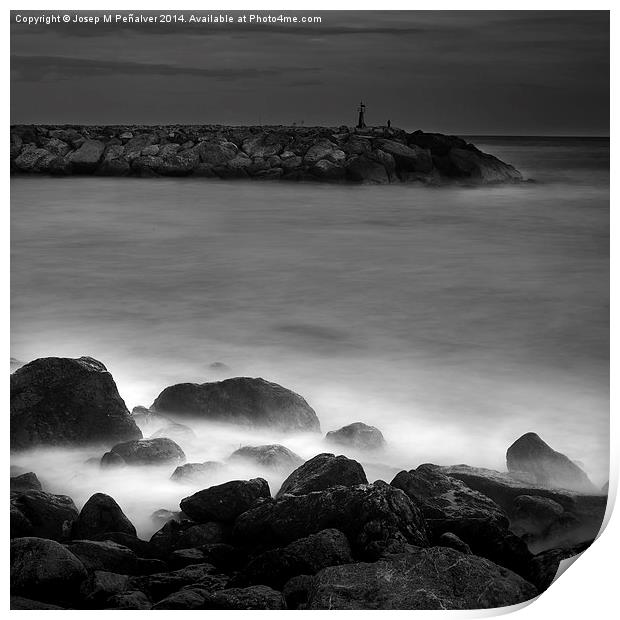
[{"x1": 357, "y1": 101, "x2": 366, "y2": 129}]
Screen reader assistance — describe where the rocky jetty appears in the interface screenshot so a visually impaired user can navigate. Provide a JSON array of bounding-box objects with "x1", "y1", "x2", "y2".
[
  {"x1": 10, "y1": 124, "x2": 523, "y2": 185},
  {"x1": 10, "y1": 356, "x2": 141, "y2": 450}
]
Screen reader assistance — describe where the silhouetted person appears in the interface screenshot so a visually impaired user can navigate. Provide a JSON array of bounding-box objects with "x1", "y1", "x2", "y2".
[{"x1": 387, "y1": 119, "x2": 391, "y2": 129}]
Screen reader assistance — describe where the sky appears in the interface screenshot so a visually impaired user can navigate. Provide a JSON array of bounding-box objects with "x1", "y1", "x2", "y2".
[{"x1": 10, "y1": 10, "x2": 609, "y2": 135}]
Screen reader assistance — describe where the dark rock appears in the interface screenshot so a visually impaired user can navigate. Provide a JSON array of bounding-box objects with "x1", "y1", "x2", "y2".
[
  {"x1": 11, "y1": 356, "x2": 141, "y2": 449},
  {"x1": 158, "y1": 149, "x2": 200, "y2": 176},
  {"x1": 234, "y1": 481, "x2": 429, "y2": 560},
  {"x1": 171, "y1": 461, "x2": 223, "y2": 484},
  {"x1": 109, "y1": 437, "x2": 186, "y2": 465},
  {"x1": 106, "y1": 590, "x2": 152, "y2": 609},
  {"x1": 303, "y1": 140, "x2": 346, "y2": 166},
  {"x1": 346, "y1": 155, "x2": 389, "y2": 184},
  {"x1": 42, "y1": 137, "x2": 71, "y2": 157},
  {"x1": 91, "y1": 531, "x2": 155, "y2": 558},
  {"x1": 131, "y1": 406, "x2": 171, "y2": 428},
  {"x1": 150, "y1": 508, "x2": 184, "y2": 529},
  {"x1": 10, "y1": 596, "x2": 64, "y2": 610},
  {"x1": 14, "y1": 147, "x2": 52, "y2": 172},
  {"x1": 181, "y1": 478, "x2": 270, "y2": 522},
  {"x1": 150, "y1": 519, "x2": 229, "y2": 557},
  {"x1": 68, "y1": 139, "x2": 105, "y2": 173},
  {"x1": 310, "y1": 159, "x2": 346, "y2": 180},
  {"x1": 437, "y1": 532, "x2": 472, "y2": 554},
  {"x1": 229, "y1": 444, "x2": 303, "y2": 472},
  {"x1": 373, "y1": 138, "x2": 433, "y2": 173},
  {"x1": 81, "y1": 570, "x2": 130, "y2": 606},
  {"x1": 198, "y1": 142, "x2": 237, "y2": 166},
  {"x1": 11, "y1": 490, "x2": 78, "y2": 540},
  {"x1": 506, "y1": 432, "x2": 596, "y2": 492},
  {"x1": 325, "y1": 422, "x2": 385, "y2": 450},
  {"x1": 304, "y1": 548, "x2": 537, "y2": 609},
  {"x1": 169, "y1": 543, "x2": 244, "y2": 572},
  {"x1": 282, "y1": 574, "x2": 314, "y2": 609},
  {"x1": 527, "y1": 540, "x2": 592, "y2": 592},
  {"x1": 129, "y1": 563, "x2": 227, "y2": 603},
  {"x1": 100, "y1": 451, "x2": 126, "y2": 469},
  {"x1": 408, "y1": 131, "x2": 467, "y2": 156},
  {"x1": 151, "y1": 377, "x2": 320, "y2": 432},
  {"x1": 151, "y1": 422, "x2": 197, "y2": 444},
  {"x1": 511, "y1": 495, "x2": 565, "y2": 538},
  {"x1": 151, "y1": 587, "x2": 210, "y2": 609},
  {"x1": 65, "y1": 540, "x2": 166, "y2": 575},
  {"x1": 448, "y1": 147, "x2": 522, "y2": 184},
  {"x1": 277, "y1": 453, "x2": 367, "y2": 497},
  {"x1": 240, "y1": 528, "x2": 353, "y2": 589},
  {"x1": 11, "y1": 537, "x2": 88, "y2": 606},
  {"x1": 10, "y1": 472, "x2": 42, "y2": 492},
  {"x1": 74, "y1": 493, "x2": 136, "y2": 539},
  {"x1": 48, "y1": 128, "x2": 83, "y2": 147},
  {"x1": 199, "y1": 585, "x2": 285, "y2": 609}
]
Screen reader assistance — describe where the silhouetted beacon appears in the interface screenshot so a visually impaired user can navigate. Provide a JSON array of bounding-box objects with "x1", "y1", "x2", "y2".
[{"x1": 357, "y1": 101, "x2": 366, "y2": 129}]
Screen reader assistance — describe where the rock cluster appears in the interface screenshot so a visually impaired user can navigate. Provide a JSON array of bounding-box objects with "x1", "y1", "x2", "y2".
[{"x1": 10, "y1": 124, "x2": 523, "y2": 185}]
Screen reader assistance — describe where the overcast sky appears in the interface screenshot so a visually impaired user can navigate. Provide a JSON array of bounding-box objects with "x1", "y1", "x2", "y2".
[{"x1": 10, "y1": 10, "x2": 609, "y2": 135}]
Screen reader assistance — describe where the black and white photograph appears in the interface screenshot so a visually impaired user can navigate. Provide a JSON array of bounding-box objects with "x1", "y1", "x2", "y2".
[{"x1": 9, "y1": 7, "x2": 611, "y2": 611}]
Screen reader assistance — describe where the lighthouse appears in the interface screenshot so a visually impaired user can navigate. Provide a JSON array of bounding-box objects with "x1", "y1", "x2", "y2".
[{"x1": 357, "y1": 101, "x2": 366, "y2": 129}]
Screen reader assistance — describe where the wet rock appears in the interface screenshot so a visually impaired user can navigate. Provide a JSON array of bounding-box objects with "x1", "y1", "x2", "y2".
[
  {"x1": 11, "y1": 490, "x2": 78, "y2": 540},
  {"x1": 100, "y1": 451, "x2": 126, "y2": 469},
  {"x1": 68, "y1": 139, "x2": 105, "y2": 173},
  {"x1": 171, "y1": 461, "x2": 223, "y2": 484},
  {"x1": 91, "y1": 531, "x2": 155, "y2": 559},
  {"x1": 151, "y1": 377, "x2": 320, "y2": 432},
  {"x1": 109, "y1": 437, "x2": 186, "y2": 465},
  {"x1": 65, "y1": 540, "x2": 166, "y2": 575},
  {"x1": 437, "y1": 532, "x2": 472, "y2": 554},
  {"x1": 129, "y1": 563, "x2": 227, "y2": 603},
  {"x1": 106, "y1": 590, "x2": 152, "y2": 609},
  {"x1": 506, "y1": 432, "x2": 596, "y2": 492},
  {"x1": 240, "y1": 528, "x2": 353, "y2": 589},
  {"x1": 325, "y1": 422, "x2": 385, "y2": 450},
  {"x1": 373, "y1": 138, "x2": 433, "y2": 173},
  {"x1": 229, "y1": 444, "x2": 303, "y2": 472},
  {"x1": 10, "y1": 472, "x2": 42, "y2": 492},
  {"x1": 346, "y1": 155, "x2": 390, "y2": 184},
  {"x1": 234, "y1": 481, "x2": 429, "y2": 560},
  {"x1": 11, "y1": 537, "x2": 88, "y2": 606},
  {"x1": 304, "y1": 548, "x2": 537, "y2": 609},
  {"x1": 180, "y1": 478, "x2": 270, "y2": 522},
  {"x1": 150, "y1": 519, "x2": 229, "y2": 557},
  {"x1": 74, "y1": 493, "x2": 136, "y2": 539},
  {"x1": 277, "y1": 453, "x2": 367, "y2": 497},
  {"x1": 11, "y1": 356, "x2": 141, "y2": 449}
]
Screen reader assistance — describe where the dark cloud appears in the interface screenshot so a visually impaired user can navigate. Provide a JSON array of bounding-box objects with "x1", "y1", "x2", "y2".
[{"x1": 10, "y1": 10, "x2": 609, "y2": 134}]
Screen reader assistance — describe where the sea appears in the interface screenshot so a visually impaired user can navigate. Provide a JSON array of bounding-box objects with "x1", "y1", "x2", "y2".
[{"x1": 10, "y1": 136, "x2": 609, "y2": 537}]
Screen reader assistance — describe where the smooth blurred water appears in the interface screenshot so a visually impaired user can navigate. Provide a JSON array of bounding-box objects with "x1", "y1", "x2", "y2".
[{"x1": 11, "y1": 137, "x2": 610, "y2": 527}]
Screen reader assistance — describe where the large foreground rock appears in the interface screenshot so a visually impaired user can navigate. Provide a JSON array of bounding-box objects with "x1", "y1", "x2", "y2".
[
  {"x1": 109, "y1": 437, "x2": 186, "y2": 465},
  {"x1": 11, "y1": 537, "x2": 88, "y2": 606},
  {"x1": 234, "y1": 481, "x2": 429, "y2": 559},
  {"x1": 73, "y1": 493, "x2": 137, "y2": 539},
  {"x1": 506, "y1": 432, "x2": 596, "y2": 493},
  {"x1": 64, "y1": 540, "x2": 165, "y2": 575},
  {"x1": 277, "y1": 453, "x2": 368, "y2": 497},
  {"x1": 11, "y1": 490, "x2": 78, "y2": 540},
  {"x1": 151, "y1": 377, "x2": 320, "y2": 432},
  {"x1": 10, "y1": 472, "x2": 42, "y2": 492},
  {"x1": 10, "y1": 356, "x2": 141, "y2": 449},
  {"x1": 180, "y1": 478, "x2": 270, "y2": 522},
  {"x1": 302, "y1": 548, "x2": 537, "y2": 609},
  {"x1": 149, "y1": 519, "x2": 229, "y2": 557}
]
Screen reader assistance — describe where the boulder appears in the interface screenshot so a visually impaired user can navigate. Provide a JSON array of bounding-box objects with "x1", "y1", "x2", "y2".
[
  {"x1": 325, "y1": 422, "x2": 385, "y2": 450},
  {"x1": 171, "y1": 461, "x2": 223, "y2": 484},
  {"x1": 128, "y1": 563, "x2": 227, "y2": 603},
  {"x1": 68, "y1": 139, "x2": 105, "y2": 173},
  {"x1": 310, "y1": 159, "x2": 346, "y2": 180},
  {"x1": 198, "y1": 142, "x2": 237, "y2": 166},
  {"x1": 151, "y1": 377, "x2": 320, "y2": 432},
  {"x1": 14, "y1": 147, "x2": 52, "y2": 172},
  {"x1": 42, "y1": 137, "x2": 71, "y2": 157},
  {"x1": 304, "y1": 548, "x2": 537, "y2": 609},
  {"x1": 10, "y1": 596, "x2": 64, "y2": 610},
  {"x1": 242, "y1": 134, "x2": 284, "y2": 158},
  {"x1": 346, "y1": 155, "x2": 390, "y2": 184},
  {"x1": 448, "y1": 147, "x2": 522, "y2": 184},
  {"x1": 109, "y1": 438, "x2": 185, "y2": 465},
  {"x1": 408, "y1": 130, "x2": 468, "y2": 156},
  {"x1": 11, "y1": 537, "x2": 88, "y2": 606},
  {"x1": 373, "y1": 138, "x2": 433, "y2": 173},
  {"x1": 506, "y1": 432, "x2": 596, "y2": 492},
  {"x1": 229, "y1": 444, "x2": 303, "y2": 472},
  {"x1": 303, "y1": 140, "x2": 345, "y2": 165},
  {"x1": 277, "y1": 453, "x2": 367, "y2": 497},
  {"x1": 168, "y1": 543, "x2": 244, "y2": 572},
  {"x1": 100, "y1": 451, "x2": 126, "y2": 469},
  {"x1": 240, "y1": 528, "x2": 353, "y2": 589},
  {"x1": 527, "y1": 540, "x2": 592, "y2": 592},
  {"x1": 106, "y1": 590, "x2": 152, "y2": 609},
  {"x1": 150, "y1": 519, "x2": 229, "y2": 557},
  {"x1": 510, "y1": 495, "x2": 565, "y2": 538},
  {"x1": 10, "y1": 472, "x2": 42, "y2": 492},
  {"x1": 158, "y1": 149, "x2": 200, "y2": 176},
  {"x1": 200, "y1": 585, "x2": 285, "y2": 610},
  {"x1": 65, "y1": 540, "x2": 165, "y2": 575},
  {"x1": 91, "y1": 531, "x2": 155, "y2": 559},
  {"x1": 180, "y1": 478, "x2": 270, "y2": 522},
  {"x1": 74, "y1": 493, "x2": 137, "y2": 539},
  {"x1": 10, "y1": 356, "x2": 141, "y2": 449},
  {"x1": 437, "y1": 532, "x2": 472, "y2": 554},
  {"x1": 11, "y1": 490, "x2": 78, "y2": 540},
  {"x1": 48, "y1": 128, "x2": 84, "y2": 147},
  {"x1": 234, "y1": 481, "x2": 429, "y2": 560},
  {"x1": 151, "y1": 422, "x2": 196, "y2": 444}
]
